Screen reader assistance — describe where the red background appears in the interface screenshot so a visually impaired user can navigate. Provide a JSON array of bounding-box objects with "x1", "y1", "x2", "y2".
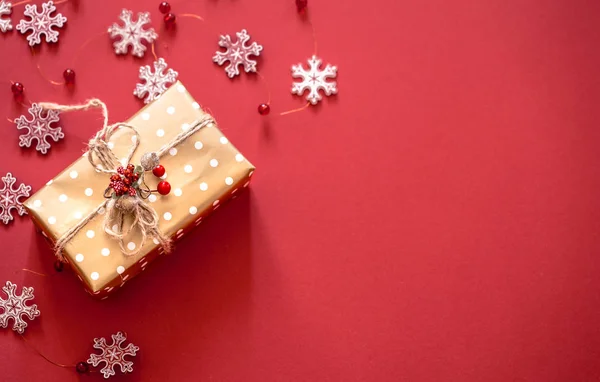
[{"x1": 1, "y1": 0, "x2": 600, "y2": 381}]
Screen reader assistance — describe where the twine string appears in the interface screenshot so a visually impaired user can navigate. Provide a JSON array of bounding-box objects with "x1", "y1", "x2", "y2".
[{"x1": 38, "y1": 99, "x2": 214, "y2": 260}]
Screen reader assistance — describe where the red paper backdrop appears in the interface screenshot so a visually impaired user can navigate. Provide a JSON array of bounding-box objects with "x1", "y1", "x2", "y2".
[{"x1": 1, "y1": 0, "x2": 600, "y2": 381}]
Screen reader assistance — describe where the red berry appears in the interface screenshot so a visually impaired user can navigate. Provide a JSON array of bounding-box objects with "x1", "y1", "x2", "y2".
[
  {"x1": 11, "y1": 82, "x2": 24, "y2": 96},
  {"x1": 159, "y1": 1, "x2": 171, "y2": 14},
  {"x1": 63, "y1": 69, "x2": 75, "y2": 84},
  {"x1": 258, "y1": 103, "x2": 270, "y2": 115},
  {"x1": 295, "y1": 0, "x2": 308, "y2": 13},
  {"x1": 54, "y1": 260, "x2": 64, "y2": 272},
  {"x1": 75, "y1": 362, "x2": 89, "y2": 374},
  {"x1": 127, "y1": 164, "x2": 135, "y2": 171},
  {"x1": 157, "y1": 181, "x2": 171, "y2": 195},
  {"x1": 117, "y1": 167, "x2": 125, "y2": 175},
  {"x1": 110, "y1": 174, "x2": 121, "y2": 181},
  {"x1": 152, "y1": 165, "x2": 166, "y2": 177},
  {"x1": 164, "y1": 13, "x2": 176, "y2": 27}
]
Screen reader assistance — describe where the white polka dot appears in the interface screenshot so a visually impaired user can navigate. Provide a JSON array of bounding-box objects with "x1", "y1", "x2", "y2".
[
  {"x1": 177, "y1": 84, "x2": 186, "y2": 93},
  {"x1": 225, "y1": 177, "x2": 234, "y2": 185},
  {"x1": 112, "y1": 224, "x2": 119, "y2": 232},
  {"x1": 86, "y1": 230, "x2": 95, "y2": 238},
  {"x1": 167, "y1": 106, "x2": 175, "y2": 115},
  {"x1": 33, "y1": 200, "x2": 42, "y2": 207},
  {"x1": 117, "y1": 266, "x2": 125, "y2": 274},
  {"x1": 199, "y1": 182, "x2": 208, "y2": 191},
  {"x1": 192, "y1": 102, "x2": 200, "y2": 109},
  {"x1": 91, "y1": 272, "x2": 99, "y2": 281},
  {"x1": 181, "y1": 123, "x2": 190, "y2": 131},
  {"x1": 189, "y1": 206, "x2": 198, "y2": 215},
  {"x1": 46, "y1": 179, "x2": 53, "y2": 186},
  {"x1": 84, "y1": 188, "x2": 93, "y2": 196},
  {"x1": 156, "y1": 129, "x2": 165, "y2": 137},
  {"x1": 48, "y1": 216, "x2": 56, "y2": 225},
  {"x1": 153, "y1": 238, "x2": 160, "y2": 245},
  {"x1": 141, "y1": 112, "x2": 150, "y2": 121},
  {"x1": 107, "y1": 142, "x2": 115, "y2": 149},
  {"x1": 148, "y1": 194, "x2": 157, "y2": 203},
  {"x1": 184, "y1": 165, "x2": 193, "y2": 173},
  {"x1": 194, "y1": 141, "x2": 203, "y2": 150},
  {"x1": 174, "y1": 188, "x2": 182, "y2": 196},
  {"x1": 164, "y1": 212, "x2": 172, "y2": 221},
  {"x1": 75, "y1": 254, "x2": 84, "y2": 262},
  {"x1": 169, "y1": 148, "x2": 177, "y2": 156},
  {"x1": 213, "y1": 200, "x2": 220, "y2": 206},
  {"x1": 210, "y1": 159, "x2": 219, "y2": 167},
  {"x1": 127, "y1": 242, "x2": 136, "y2": 251},
  {"x1": 74, "y1": 211, "x2": 83, "y2": 219},
  {"x1": 69, "y1": 170, "x2": 78, "y2": 179},
  {"x1": 235, "y1": 154, "x2": 244, "y2": 162},
  {"x1": 220, "y1": 137, "x2": 228, "y2": 144},
  {"x1": 101, "y1": 248, "x2": 110, "y2": 257}
]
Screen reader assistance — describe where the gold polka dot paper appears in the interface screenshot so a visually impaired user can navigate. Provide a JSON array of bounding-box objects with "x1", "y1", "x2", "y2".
[{"x1": 24, "y1": 81, "x2": 255, "y2": 298}]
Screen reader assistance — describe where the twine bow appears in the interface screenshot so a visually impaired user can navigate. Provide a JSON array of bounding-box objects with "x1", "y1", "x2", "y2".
[{"x1": 39, "y1": 99, "x2": 214, "y2": 261}]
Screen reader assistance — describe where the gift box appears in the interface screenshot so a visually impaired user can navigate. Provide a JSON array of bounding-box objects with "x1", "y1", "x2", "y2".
[{"x1": 24, "y1": 81, "x2": 255, "y2": 299}]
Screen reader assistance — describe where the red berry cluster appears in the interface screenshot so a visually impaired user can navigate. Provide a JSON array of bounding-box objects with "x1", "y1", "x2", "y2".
[{"x1": 110, "y1": 164, "x2": 140, "y2": 196}]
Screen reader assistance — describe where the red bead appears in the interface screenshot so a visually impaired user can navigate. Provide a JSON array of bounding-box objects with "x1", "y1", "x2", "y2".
[
  {"x1": 54, "y1": 260, "x2": 64, "y2": 272},
  {"x1": 159, "y1": 1, "x2": 171, "y2": 14},
  {"x1": 75, "y1": 362, "x2": 89, "y2": 374},
  {"x1": 152, "y1": 165, "x2": 165, "y2": 177},
  {"x1": 63, "y1": 69, "x2": 75, "y2": 84},
  {"x1": 11, "y1": 82, "x2": 24, "y2": 96},
  {"x1": 295, "y1": 0, "x2": 308, "y2": 13},
  {"x1": 157, "y1": 181, "x2": 171, "y2": 195},
  {"x1": 258, "y1": 103, "x2": 270, "y2": 115},
  {"x1": 164, "y1": 13, "x2": 176, "y2": 27}
]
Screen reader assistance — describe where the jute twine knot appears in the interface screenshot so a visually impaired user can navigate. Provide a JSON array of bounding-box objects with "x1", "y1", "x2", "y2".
[{"x1": 38, "y1": 98, "x2": 214, "y2": 262}]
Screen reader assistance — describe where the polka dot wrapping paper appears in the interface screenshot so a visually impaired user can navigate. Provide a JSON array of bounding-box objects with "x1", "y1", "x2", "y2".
[{"x1": 23, "y1": 82, "x2": 255, "y2": 299}]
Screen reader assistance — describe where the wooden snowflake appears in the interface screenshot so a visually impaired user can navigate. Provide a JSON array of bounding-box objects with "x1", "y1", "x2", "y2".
[
  {"x1": 0, "y1": 173, "x2": 31, "y2": 225},
  {"x1": 291, "y1": 55, "x2": 338, "y2": 105},
  {"x1": 15, "y1": 1, "x2": 67, "y2": 46},
  {"x1": 213, "y1": 29, "x2": 263, "y2": 78},
  {"x1": 0, "y1": 281, "x2": 40, "y2": 334},
  {"x1": 108, "y1": 9, "x2": 157, "y2": 58},
  {"x1": 14, "y1": 103, "x2": 64, "y2": 154},
  {"x1": 87, "y1": 332, "x2": 140, "y2": 379}
]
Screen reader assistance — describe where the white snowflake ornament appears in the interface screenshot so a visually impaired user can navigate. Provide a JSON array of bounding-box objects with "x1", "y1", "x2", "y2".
[
  {"x1": 133, "y1": 58, "x2": 178, "y2": 104},
  {"x1": 87, "y1": 331, "x2": 139, "y2": 379},
  {"x1": 15, "y1": 1, "x2": 67, "y2": 46},
  {"x1": 14, "y1": 103, "x2": 64, "y2": 155},
  {"x1": 213, "y1": 29, "x2": 263, "y2": 78},
  {"x1": 291, "y1": 55, "x2": 338, "y2": 105},
  {"x1": 0, "y1": 173, "x2": 31, "y2": 225},
  {"x1": 0, "y1": 281, "x2": 40, "y2": 334},
  {"x1": 108, "y1": 9, "x2": 157, "y2": 58},
  {"x1": 0, "y1": 1, "x2": 12, "y2": 33}
]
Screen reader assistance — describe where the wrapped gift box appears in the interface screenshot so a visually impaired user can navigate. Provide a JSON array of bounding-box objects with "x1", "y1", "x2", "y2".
[{"x1": 24, "y1": 81, "x2": 255, "y2": 299}]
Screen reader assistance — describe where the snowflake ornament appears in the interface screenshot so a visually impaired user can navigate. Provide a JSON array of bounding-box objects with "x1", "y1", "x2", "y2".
[
  {"x1": 213, "y1": 29, "x2": 263, "y2": 78},
  {"x1": 0, "y1": 1, "x2": 12, "y2": 33},
  {"x1": 0, "y1": 173, "x2": 31, "y2": 225},
  {"x1": 14, "y1": 103, "x2": 64, "y2": 155},
  {"x1": 133, "y1": 58, "x2": 178, "y2": 104},
  {"x1": 108, "y1": 9, "x2": 157, "y2": 58},
  {"x1": 0, "y1": 281, "x2": 40, "y2": 334},
  {"x1": 291, "y1": 55, "x2": 338, "y2": 105},
  {"x1": 15, "y1": 1, "x2": 67, "y2": 46},
  {"x1": 87, "y1": 331, "x2": 139, "y2": 379}
]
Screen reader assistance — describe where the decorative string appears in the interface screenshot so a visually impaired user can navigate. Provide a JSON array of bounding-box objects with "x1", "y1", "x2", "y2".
[
  {"x1": 20, "y1": 335, "x2": 75, "y2": 369},
  {"x1": 38, "y1": 99, "x2": 214, "y2": 261}
]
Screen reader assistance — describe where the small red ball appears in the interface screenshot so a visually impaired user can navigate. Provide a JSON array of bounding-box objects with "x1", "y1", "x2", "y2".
[
  {"x1": 54, "y1": 260, "x2": 64, "y2": 272},
  {"x1": 11, "y1": 82, "x2": 24, "y2": 96},
  {"x1": 295, "y1": 0, "x2": 308, "y2": 13},
  {"x1": 63, "y1": 69, "x2": 75, "y2": 84},
  {"x1": 159, "y1": 1, "x2": 171, "y2": 14},
  {"x1": 152, "y1": 165, "x2": 166, "y2": 177},
  {"x1": 164, "y1": 13, "x2": 176, "y2": 27},
  {"x1": 258, "y1": 103, "x2": 270, "y2": 116},
  {"x1": 75, "y1": 362, "x2": 89, "y2": 374},
  {"x1": 157, "y1": 181, "x2": 171, "y2": 195}
]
